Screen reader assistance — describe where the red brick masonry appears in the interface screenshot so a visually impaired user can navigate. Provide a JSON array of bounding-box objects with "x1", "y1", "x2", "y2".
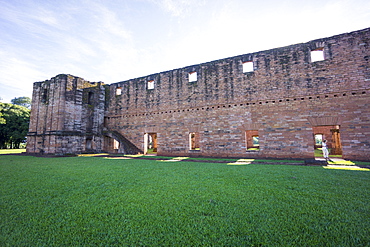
[{"x1": 27, "y1": 28, "x2": 370, "y2": 160}]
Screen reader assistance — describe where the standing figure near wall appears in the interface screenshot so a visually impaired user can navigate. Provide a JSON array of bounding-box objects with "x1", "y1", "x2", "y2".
[{"x1": 322, "y1": 140, "x2": 329, "y2": 161}]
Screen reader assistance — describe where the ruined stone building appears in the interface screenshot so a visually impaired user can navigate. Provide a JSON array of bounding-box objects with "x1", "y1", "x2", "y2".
[{"x1": 27, "y1": 27, "x2": 370, "y2": 161}]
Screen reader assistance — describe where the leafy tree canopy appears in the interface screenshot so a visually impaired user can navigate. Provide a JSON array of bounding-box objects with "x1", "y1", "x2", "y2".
[
  {"x1": 0, "y1": 103, "x2": 30, "y2": 149},
  {"x1": 11, "y1": 96, "x2": 31, "y2": 109}
]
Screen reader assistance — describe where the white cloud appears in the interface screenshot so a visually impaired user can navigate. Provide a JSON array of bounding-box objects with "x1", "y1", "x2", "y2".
[
  {"x1": 96, "y1": 5, "x2": 132, "y2": 41},
  {"x1": 0, "y1": 0, "x2": 139, "y2": 89},
  {"x1": 62, "y1": 36, "x2": 98, "y2": 61},
  {"x1": 27, "y1": 7, "x2": 61, "y2": 29},
  {"x1": 0, "y1": 0, "x2": 369, "y2": 103},
  {"x1": 150, "y1": 0, "x2": 206, "y2": 17},
  {"x1": 0, "y1": 52, "x2": 46, "y2": 102}
]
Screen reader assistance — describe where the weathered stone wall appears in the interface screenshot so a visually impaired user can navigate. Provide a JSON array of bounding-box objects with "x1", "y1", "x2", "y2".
[
  {"x1": 28, "y1": 27, "x2": 370, "y2": 160},
  {"x1": 105, "y1": 91, "x2": 369, "y2": 159},
  {"x1": 105, "y1": 28, "x2": 370, "y2": 160},
  {"x1": 27, "y1": 75, "x2": 105, "y2": 154}
]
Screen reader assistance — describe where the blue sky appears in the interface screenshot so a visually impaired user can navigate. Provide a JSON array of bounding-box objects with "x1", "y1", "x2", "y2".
[{"x1": 0, "y1": 0, "x2": 369, "y2": 103}]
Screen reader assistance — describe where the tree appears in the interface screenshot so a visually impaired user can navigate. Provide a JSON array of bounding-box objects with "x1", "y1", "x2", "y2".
[
  {"x1": 0, "y1": 103, "x2": 30, "y2": 149},
  {"x1": 11, "y1": 96, "x2": 31, "y2": 109},
  {"x1": 0, "y1": 112, "x2": 5, "y2": 124}
]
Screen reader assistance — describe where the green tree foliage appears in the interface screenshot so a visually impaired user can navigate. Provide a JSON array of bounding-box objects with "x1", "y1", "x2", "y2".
[
  {"x1": 0, "y1": 103, "x2": 30, "y2": 149},
  {"x1": 11, "y1": 96, "x2": 31, "y2": 109},
  {"x1": 0, "y1": 112, "x2": 5, "y2": 124}
]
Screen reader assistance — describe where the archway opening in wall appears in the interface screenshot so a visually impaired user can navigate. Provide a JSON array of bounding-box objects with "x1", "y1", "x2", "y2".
[
  {"x1": 86, "y1": 138, "x2": 92, "y2": 150},
  {"x1": 312, "y1": 125, "x2": 342, "y2": 158},
  {"x1": 144, "y1": 133, "x2": 157, "y2": 155}
]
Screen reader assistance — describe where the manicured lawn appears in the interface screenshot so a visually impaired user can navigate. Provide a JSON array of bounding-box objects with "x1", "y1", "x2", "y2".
[
  {"x1": 314, "y1": 148, "x2": 342, "y2": 158},
  {"x1": 1, "y1": 155, "x2": 369, "y2": 246},
  {"x1": 129, "y1": 155, "x2": 305, "y2": 164}
]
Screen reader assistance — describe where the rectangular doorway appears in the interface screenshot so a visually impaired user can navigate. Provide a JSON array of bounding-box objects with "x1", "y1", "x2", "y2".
[
  {"x1": 245, "y1": 130, "x2": 259, "y2": 151},
  {"x1": 144, "y1": 133, "x2": 157, "y2": 155},
  {"x1": 312, "y1": 125, "x2": 342, "y2": 158},
  {"x1": 189, "y1": 132, "x2": 200, "y2": 150}
]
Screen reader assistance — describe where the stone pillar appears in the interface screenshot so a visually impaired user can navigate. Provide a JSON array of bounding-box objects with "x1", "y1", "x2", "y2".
[{"x1": 330, "y1": 128, "x2": 342, "y2": 155}]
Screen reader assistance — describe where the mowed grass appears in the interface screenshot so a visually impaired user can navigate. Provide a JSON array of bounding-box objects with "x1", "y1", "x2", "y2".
[{"x1": 0, "y1": 155, "x2": 369, "y2": 246}]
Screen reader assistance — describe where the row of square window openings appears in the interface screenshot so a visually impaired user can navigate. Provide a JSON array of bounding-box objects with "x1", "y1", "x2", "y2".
[{"x1": 115, "y1": 50, "x2": 325, "y2": 95}]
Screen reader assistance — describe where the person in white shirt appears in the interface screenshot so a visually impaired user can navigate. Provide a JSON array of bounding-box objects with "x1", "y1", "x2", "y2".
[{"x1": 322, "y1": 139, "x2": 329, "y2": 161}]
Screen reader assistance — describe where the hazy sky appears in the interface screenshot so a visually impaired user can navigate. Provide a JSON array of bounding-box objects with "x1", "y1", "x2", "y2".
[{"x1": 0, "y1": 0, "x2": 369, "y2": 103}]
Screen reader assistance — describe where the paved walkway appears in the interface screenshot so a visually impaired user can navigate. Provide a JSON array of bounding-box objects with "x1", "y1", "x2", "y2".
[{"x1": 316, "y1": 157, "x2": 370, "y2": 171}]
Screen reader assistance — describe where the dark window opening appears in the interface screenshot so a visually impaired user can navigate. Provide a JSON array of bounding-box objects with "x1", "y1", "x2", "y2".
[
  {"x1": 41, "y1": 89, "x2": 48, "y2": 103},
  {"x1": 86, "y1": 138, "x2": 92, "y2": 150},
  {"x1": 88, "y1": 92, "x2": 94, "y2": 105}
]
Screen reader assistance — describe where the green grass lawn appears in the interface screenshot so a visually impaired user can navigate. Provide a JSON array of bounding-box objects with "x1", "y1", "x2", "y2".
[
  {"x1": 1, "y1": 155, "x2": 369, "y2": 246},
  {"x1": 314, "y1": 148, "x2": 342, "y2": 158}
]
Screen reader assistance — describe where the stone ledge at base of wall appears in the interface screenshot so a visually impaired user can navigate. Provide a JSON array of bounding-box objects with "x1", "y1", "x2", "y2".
[{"x1": 304, "y1": 159, "x2": 328, "y2": 166}]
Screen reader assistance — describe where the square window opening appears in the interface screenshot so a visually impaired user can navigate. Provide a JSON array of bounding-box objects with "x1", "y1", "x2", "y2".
[
  {"x1": 242, "y1": 61, "x2": 254, "y2": 73},
  {"x1": 147, "y1": 80, "x2": 155, "y2": 90},
  {"x1": 310, "y1": 48, "x2": 324, "y2": 62},
  {"x1": 189, "y1": 72, "x2": 197, "y2": 82},
  {"x1": 116, "y1": 87, "x2": 122, "y2": 96}
]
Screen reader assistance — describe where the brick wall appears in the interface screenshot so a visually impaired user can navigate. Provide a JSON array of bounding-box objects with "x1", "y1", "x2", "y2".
[
  {"x1": 28, "y1": 28, "x2": 370, "y2": 160},
  {"x1": 104, "y1": 28, "x2": 370, "y2": 160}
]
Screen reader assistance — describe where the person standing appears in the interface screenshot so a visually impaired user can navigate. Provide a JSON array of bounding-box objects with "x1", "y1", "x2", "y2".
[{"x1": 322, "y1": 139, "x2": 329, "y2": 160}]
